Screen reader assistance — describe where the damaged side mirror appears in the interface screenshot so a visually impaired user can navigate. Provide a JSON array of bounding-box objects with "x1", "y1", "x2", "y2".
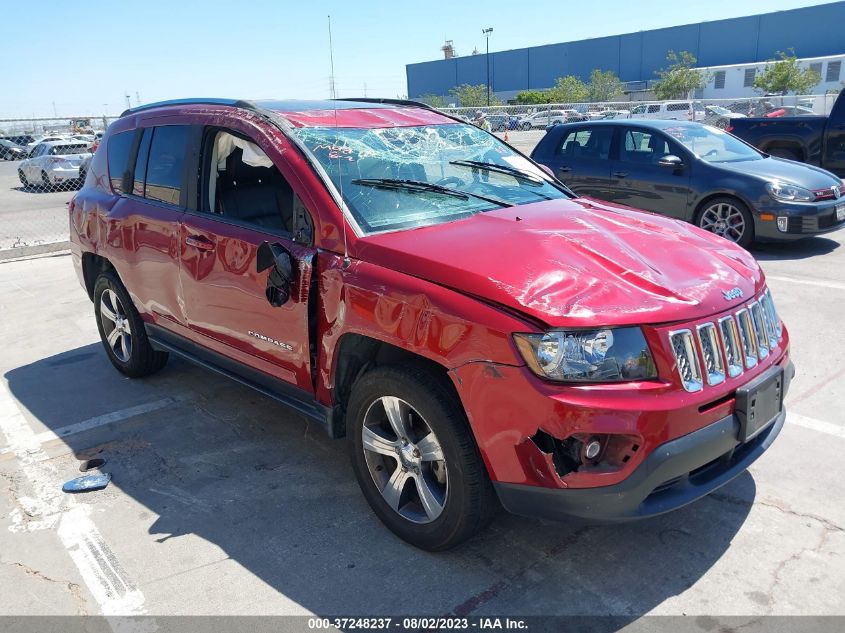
[{"x1": 257, "y1": 241, "x2": 293, "y2": 307}]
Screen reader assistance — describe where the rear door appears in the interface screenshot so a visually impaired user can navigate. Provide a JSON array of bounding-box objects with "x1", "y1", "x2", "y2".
[
  {"x1": 543, "y1": 126, "x2": 614, "y2": 198},
  {"x1": 605, "y1": 126, "x2": 692, "y2": 218},
  {"x1": 178, "y1": 123, "x2": 317, "y2": 392}
]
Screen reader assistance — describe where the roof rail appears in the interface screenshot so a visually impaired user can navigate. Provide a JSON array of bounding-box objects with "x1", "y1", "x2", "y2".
[
  {"x1": 333, "y1": 97, "x2": 436, "y2": 111},
  {"x1": 120, "y1": 98, "x2": 257, "y2": 118}
]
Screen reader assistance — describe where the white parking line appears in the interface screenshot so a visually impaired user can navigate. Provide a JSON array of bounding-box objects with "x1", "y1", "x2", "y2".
[
  {"x1": 32, "y1": 397, "x2": 178, "y2": 445},
  {"x1": 0, "y1": 381, "x2": 155, "y2": 625},
  {"x1": 766, "y1": 275, "x2": 845, "y2": 291},
  {"x1": 788, "y1": 411, "x2": 845, "y2": 440}
]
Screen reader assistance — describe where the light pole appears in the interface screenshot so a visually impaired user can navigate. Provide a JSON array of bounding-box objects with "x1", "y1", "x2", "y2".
[{"x1": 482, "y1": 27, "x2": 493, "y2": 106}]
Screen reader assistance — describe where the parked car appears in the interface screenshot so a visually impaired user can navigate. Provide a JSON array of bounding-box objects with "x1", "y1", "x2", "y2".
[
  {"x1": 562, "y1": 109, "x2": 588, "y2": 122},
  {"x1": 729, "y1": 91, "x2": 845, "y2": 175},
  {"x1": 531, "y1": 120, "x2": 845, "y2": 247},
  {"x1": 764, "y1": 106, "x2": 816, "y2": 118},
  {"x1": 517, "y1": 109, "x2": 567, "y2": 129},
  {"x1": 594, "y1": 109, "x2": 629, "y2": 120},
  {"x1": 486, "y1": 113, "x2": 519, "y2": 132},
  {"x1": 18, "y1": 140, "x2": 92, "y2": 188},
  {"x1": 704, "y1": 105, "x2": 746, "y2": 129},
  {"x1": 1, "y1": 134, "x2": 36, "y2": 147},
  {"x1": 628, "y1": 101, "x2": 705, "y2": 121},
  {"x1": 0, "y1": 139, "x2": 27, "y2": 161},
  {"x1": 25, "y1": 135, "x2": 67, "y2": 153},
  {"x1": 71, "y1": 97, "x2": 793, "y2": 550}
]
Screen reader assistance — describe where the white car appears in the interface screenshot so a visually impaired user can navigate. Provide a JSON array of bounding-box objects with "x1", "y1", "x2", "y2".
[
  {"x1": 18, "y1": 140, "x2": 92, "y2": 188},
  {"x1": 628, "y1": 101, "x2": 705, "y2": 122},
  {"x1": 25, "y1": 135, "x2": 68, "y2": 153},
  {"x1": 517, "y1": 109, "x2": 568, "y2": 130}
]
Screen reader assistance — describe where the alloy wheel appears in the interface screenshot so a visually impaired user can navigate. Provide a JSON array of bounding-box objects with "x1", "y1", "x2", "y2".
[
  {"x1": 700, "y1": 202, "x2": 746, "y2": 243},
  {"x1": 99, "y1": 289, "x2": 132, "y2": 362},
  {"x1": 361, "y1": 396, "x2": 448, "y2": 524}
]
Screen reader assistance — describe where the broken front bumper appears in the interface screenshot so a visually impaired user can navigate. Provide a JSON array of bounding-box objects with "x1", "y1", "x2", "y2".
[{"x1": 493, "y1": 365, "x2": 791, "y2": 522}]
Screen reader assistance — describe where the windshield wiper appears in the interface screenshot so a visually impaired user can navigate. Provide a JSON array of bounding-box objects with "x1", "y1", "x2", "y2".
[
  {"x1": 449, "y1": 160, "x2": 544, "y2": 184},
  {"x1": 350, "y1": 178, "x2": 513, "y2": 207}
]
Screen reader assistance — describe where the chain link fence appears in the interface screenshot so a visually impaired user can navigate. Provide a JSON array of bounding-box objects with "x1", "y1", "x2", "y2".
[
  {"x1": 0, "y1": 115, "x2": 118, "y2": 259},
  {"x1": 0, "y1": 94, "x2": 838, "y2": 258}
]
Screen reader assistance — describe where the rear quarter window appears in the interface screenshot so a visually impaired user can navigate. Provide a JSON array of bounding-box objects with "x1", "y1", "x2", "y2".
[
  {"x1": 107, "y1": 130, "x2": 136, "y2": 194},
  {"x1": 144, "y1": 125, "x2": 190, "y2": 206}
]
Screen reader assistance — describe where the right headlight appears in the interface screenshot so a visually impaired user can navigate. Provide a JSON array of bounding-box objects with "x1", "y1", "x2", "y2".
[
  {"x1": 766, "y1": 181, "x2": 814, "y2": 202},
  {"x1": 514, "y1": 327, "x2": 657, "y2": 382}
]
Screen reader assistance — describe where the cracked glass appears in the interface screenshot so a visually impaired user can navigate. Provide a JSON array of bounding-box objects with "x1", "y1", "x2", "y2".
[{"x1": 293, "y1": 123, "x2": 570, "y2": 234}]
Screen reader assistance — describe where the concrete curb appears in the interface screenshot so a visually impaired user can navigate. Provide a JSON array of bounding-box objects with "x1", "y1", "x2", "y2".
[{"x1": 0, "y1": 241, "x2": 70, "y2": 262}]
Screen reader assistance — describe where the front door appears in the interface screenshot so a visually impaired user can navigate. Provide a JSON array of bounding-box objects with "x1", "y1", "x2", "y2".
[
  {"x1": 179, "y1": 125, "x2": 317, "y2": 392},
  {"x1": 605, "y1": 126, "x2": 692, "y2": 219}
]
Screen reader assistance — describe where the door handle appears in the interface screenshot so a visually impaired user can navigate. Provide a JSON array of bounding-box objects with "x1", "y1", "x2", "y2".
[
  {"x1": 558, "y1": 166, "x2": 572, "y2": 173},
  {"x1": 185, "y1": 235, "x2": 215, "y2": 251},
  {"x1": 613, "y1": 171, "x2": 628, "y2": 178}
]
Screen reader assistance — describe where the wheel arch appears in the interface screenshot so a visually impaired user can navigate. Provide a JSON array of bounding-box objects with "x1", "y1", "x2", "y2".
[
  {"x1": 331, "y1": 333, "x2": 458, "y2": 438},
  {"x1": 692, "y1": 191, "x2": 755, "y2": 225},
  {"x1": 760, "y1": 140, "x2": 806, "y2": 162},
  {"x1": 81, "y1": 252, "x2": 117, "y2": 301}
]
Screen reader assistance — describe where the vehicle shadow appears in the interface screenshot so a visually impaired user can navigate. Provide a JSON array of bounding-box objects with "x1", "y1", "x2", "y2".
[
  {"x1": 5, "y1": 345, "x2": 756, "y2": 624},
  {"x1": 751, "y1": 236, "x2": 840, "y2": 260}
]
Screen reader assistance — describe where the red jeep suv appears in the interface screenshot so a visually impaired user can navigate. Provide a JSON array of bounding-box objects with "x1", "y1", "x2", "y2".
[{"x1": 69, "y1": 98, "x2": 793, "y2": 550}]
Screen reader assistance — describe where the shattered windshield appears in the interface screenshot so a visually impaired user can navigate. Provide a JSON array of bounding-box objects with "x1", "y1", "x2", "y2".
[{"x1": 293, "y1": 123, "x2": 570, "y2": 233}]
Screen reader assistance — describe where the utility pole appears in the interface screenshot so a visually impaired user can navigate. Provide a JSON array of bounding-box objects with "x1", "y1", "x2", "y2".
[{"x1": 482, "y1": 28, "x2": 493, "y2": 106}]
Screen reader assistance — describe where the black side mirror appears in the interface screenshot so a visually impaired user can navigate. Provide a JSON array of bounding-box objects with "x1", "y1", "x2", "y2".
[
  {"x1": 658, "y1": 154, "x2": 684, "y2": 170},
  {"x1": 257, "y1": 241, "x2": 293, "y2": 306}
]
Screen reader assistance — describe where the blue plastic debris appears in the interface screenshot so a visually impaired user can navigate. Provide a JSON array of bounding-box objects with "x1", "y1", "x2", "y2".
[{"x1": 62, "y1": 473, "x2": 111, "y2": 493}]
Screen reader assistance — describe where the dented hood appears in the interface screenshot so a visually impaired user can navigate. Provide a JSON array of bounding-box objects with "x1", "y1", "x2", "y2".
[{"x1": 357, "y1": 198, "x2": 764, "y2": 328}]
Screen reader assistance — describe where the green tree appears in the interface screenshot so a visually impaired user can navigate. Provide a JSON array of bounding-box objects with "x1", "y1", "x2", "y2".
[
  {"x1": 417, "y1": 94, "x2": 448, "y2": 108},
  {"x1": 449, "y1": 84, "x2": 501, "y2": 107},
  {"x1": 588, "y1": 69, "x2": 624, "y2": 102},
  {"x1": 547, "y1": 75, "x2": 589, "y2": 103},
  {"x1": 753, "y1": 50, "x2": 822, "y2": 95},
  {"x1": 515, "y1": 90, "x2": 551, "y2": 104},
  {"x1": 653, "y1": 50, "x2": 704, "y2": 100}
]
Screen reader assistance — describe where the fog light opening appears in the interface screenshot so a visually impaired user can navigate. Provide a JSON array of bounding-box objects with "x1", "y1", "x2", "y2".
[
  {"x1": 776, "y1": 216, "x2": 789, "y2": 232},
  {"x1": 584, "y1": 438, "x2": 602, "y2": 460}
]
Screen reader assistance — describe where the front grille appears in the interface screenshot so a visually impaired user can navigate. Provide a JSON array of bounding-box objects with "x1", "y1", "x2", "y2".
[{"x1": 669, "y1": 290, "x2": 783, "y2": 392}]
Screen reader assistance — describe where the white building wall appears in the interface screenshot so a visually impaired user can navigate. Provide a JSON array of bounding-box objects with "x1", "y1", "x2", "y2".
[{"x1": 700, "y1": 54, "x2": 845, "y2": 100}]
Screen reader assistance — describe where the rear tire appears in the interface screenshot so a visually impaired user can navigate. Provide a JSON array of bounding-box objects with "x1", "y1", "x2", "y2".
[
  {"x1": 93, "y1": 271, "x2": 168, "y2": 378},
  {"x1": 40, "y1": 170, "x2": 51, "y2": 189},
  {"x1": 347, "y1": 364, "x2": 498, "y2": 550},
  {"x1": 695, "y1": 196, "x2": 754, "y2": 248}
]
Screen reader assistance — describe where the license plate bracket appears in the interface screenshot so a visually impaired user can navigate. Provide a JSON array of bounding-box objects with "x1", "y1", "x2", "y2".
[
  {"x1": 735, "y1": 365, "x2": 784, "y2": 443},
  {"x1": 836, "y1": 203, "x2": 845, "y2": 222}
]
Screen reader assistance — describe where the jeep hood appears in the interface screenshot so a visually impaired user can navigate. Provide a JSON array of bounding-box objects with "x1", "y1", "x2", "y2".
[{"x1": 357, "y1": 198, "x2": 764, "y2": 328}]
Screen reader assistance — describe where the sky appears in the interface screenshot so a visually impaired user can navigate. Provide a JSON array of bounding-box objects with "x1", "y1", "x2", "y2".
[{"x1": 0, "y1": 0, "x2": 836, "y2": 119}]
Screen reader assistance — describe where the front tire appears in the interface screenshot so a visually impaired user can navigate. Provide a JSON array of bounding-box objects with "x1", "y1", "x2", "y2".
[
  {"x1": 94, "y1": 271, "x2": 168, "y2": 377},
  {"x1": 696, "y1": 196, "x2": 754, "y2": 248},
  {"x1": 347, "y1": 365, "x2": 498, "y2": 550},
  {"x1": 18, "y1": 170, "x2": 28, "y2": 187}
]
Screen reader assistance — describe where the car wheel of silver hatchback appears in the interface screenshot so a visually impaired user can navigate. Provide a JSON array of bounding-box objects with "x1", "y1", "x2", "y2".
[
  {"x1": 698, "y1": 197, "x2": 753, "y2": 247},
  {"x1": 361, "y1": 395, "x2": 448, "y2": 524}
]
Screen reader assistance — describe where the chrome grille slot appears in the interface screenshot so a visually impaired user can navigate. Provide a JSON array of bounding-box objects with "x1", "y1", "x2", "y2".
[
  {"x1": 717, "y1": 316, "x2": 743, "y2": 378},
  {"x1": 762, "y1": 289, "x2": 782, "y2": 341},
  {"x1": 697, "y1": 323, "x2": 725, "y2": 386},
  {"x1": 749, "y1": 301, "x2": 769, "y2": 359},
  {"x1": 669, "y1": 329, "x2": 703, "y2": 392},
  {"x1": 735, "y1": 308, "x2": 758, "y2": 368}
]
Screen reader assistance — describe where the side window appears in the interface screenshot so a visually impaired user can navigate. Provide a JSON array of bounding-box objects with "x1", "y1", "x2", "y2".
[
  {"x1": 201, "y1": 128, "x2": 314, "y2": 243},
  {"x1": 106, "y1": 130, "x2": 135, "y2": 194},
  {"x1": 556, "y1": 127, "x2": 612, "y2": 160},
  {"x1": 647, "y1": 105, "x2": 660, "y2": 114},
  {"x1": 145, "y1": 125, "x2": 190, "y2": 205},
  {"x1": 666, "y1": 103, "x2": 689, "y2": 112},
  {"x1": 132, "y1": 128, "x2": 152, "y2": 197},
  {"x1": 619, "y1": 129, "x2": 675, "y2": 164}
]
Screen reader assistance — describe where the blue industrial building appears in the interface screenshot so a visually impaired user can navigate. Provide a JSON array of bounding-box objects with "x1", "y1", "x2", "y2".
[{"x1": 406, "y1": 2, "x2": 845, "y2": 100}]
